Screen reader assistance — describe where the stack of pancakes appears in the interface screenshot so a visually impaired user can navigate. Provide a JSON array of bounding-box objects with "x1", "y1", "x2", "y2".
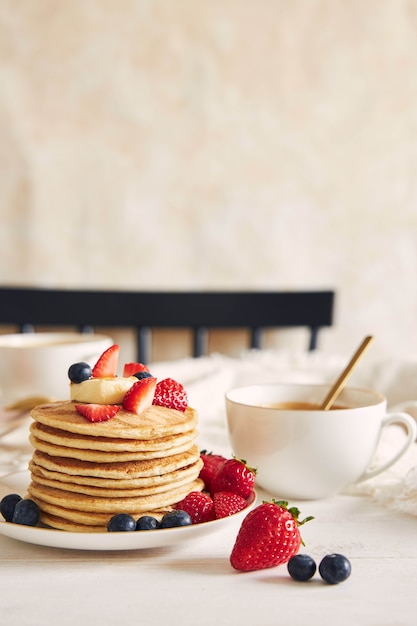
[{"x1": 28, "y1": 401, "x2": 203, "y2": 532}]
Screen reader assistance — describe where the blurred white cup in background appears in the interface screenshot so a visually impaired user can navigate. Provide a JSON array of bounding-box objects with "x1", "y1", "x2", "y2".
[{"x1": 0, "y1": 332, "x2": 113, "y2": 405}]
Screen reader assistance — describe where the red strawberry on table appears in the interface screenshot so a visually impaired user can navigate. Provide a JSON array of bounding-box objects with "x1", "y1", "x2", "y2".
[
  {"x1": 152, "y1": 378, "x2": 188, "y2": 412},
  {"x1": 199, "y1": 451, "x2": 227, "y2": 492},
  {"x1": 123, "y1": 377, "x2": 157, "y2": 415},
  {"x1": 230, "y1": 500, "x2": 314, "y2": 572},
  {"x1": 75, "y1": 403, "x2": 120, "y2": 423},
  {"x1": 92, "y1": 345, "x2": 119, "y2": 378},
  {"x1": 211, "y1": 458, "x2": 256, "y2": 499}
]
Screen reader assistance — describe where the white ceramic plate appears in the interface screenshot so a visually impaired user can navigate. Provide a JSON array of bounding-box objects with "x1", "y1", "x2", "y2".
[{"x1": 0, "y1": 471, "x2": 257, "y2": 551}]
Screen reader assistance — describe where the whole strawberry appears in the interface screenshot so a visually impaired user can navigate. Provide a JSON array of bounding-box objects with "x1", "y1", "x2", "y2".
[
  {"x1": 152, "y1": 378, "x2": 188, "y2": 412},
  {"x1": 213, "y1": 491, "x2": 248, "y2": 519},
  {"x1": 211, "y1": 458, "x2": 256, "y2": 498},
  {"x1": 175, "y1": 491, "x2": 215, "y2": 524},
  {"x1": 199, "y1": 451, "x2": 227, "y2": 492},
  {"x1": 230, "y1": 500, "x2": 313, "y2": 572}
]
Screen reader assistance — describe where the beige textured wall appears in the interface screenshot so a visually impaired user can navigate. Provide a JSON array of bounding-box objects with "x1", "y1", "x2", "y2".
[{"x1": 1, "y1": 1, "x2": 417, "y2": 362}]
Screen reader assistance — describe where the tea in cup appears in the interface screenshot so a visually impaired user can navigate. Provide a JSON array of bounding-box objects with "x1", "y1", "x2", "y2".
[{"x1": 225, "y1": 383, "x2": 417, "y2": 500}]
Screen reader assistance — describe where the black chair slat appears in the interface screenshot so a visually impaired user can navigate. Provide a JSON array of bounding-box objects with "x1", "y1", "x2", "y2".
[{"x1": 0, "y1": 288, "x2": 335, "y2": 362}]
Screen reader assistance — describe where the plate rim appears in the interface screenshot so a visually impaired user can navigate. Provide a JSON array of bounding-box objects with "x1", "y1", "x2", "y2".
[{"x1": 0, "y1": 470, "x2": 257, "y2": 551}]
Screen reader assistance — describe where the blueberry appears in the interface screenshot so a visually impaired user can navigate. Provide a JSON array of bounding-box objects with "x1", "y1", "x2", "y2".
[
  {"x1": 319, "y1": 553, "x2": 351, "y2": 584},
  {"x1": 287, "y1": 554, "x2": 317, "y2": 581},
  {"x1": 136, "y1": 515, "x2": 159, "y2": 531},
  {"x1": 159, "y1": 510, "x2": 192, "y2": 528},
  {"x1": 12, "y1": 499, "x2": 40, "y2": 526},
  {"x1": 68, "y1": 362, "x2": 92, "y2": 383},
  {"x1": 0, "y1": 493, "x2": 22, "y2": 522},
  {"x1": 133, "y1": 371, "x2": 153, "y2": 380},
  {"x1": 107, "y1": 513, "x2": 137, "y2": 532}
]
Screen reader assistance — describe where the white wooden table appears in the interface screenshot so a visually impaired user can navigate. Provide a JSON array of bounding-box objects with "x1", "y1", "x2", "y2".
[
  {"x1": 1, "y1": 350, "x2": 417, "y2": 626},
  {"x1": 0, "y1": 487, "x2": 416, "y2": 626}
]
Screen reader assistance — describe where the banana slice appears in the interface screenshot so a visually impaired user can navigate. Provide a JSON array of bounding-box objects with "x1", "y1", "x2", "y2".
[{"x1": 70, "y1": 377, "x2": 137, "y2": 405}]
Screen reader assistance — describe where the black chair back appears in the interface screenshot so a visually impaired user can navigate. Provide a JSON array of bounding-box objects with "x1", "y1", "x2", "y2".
[{"x1": 0, "y1": 287, "x2": 335, "y2": 362}]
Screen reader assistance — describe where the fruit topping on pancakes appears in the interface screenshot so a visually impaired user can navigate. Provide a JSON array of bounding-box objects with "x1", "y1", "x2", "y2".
[
  {"x1": 68, "y1": 362, "x2": 92, "y2": 383},
  {"x1": 122, "y1": 362, "x2": 151, "y2": 377},
  {"x1": 153, "y1": 378, "x2": 188, "y2": 412},
  {"x1": 68, "y1": 344, "x2": 188, "y2": 420},
  {"x1": 122, "y1": 378, "x2": 157, "y2": 415},
  {"x1": 74, "y1": 403, "x2": 121, "y2": 423},
  {"x1": 91, "y1": 344, "x2": 119, "y2": 378}
]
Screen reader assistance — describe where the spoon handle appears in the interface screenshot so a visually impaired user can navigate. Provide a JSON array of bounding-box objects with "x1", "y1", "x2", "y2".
[{"x1": 321, "y1": 335, "x2": 374, "y2": 410}]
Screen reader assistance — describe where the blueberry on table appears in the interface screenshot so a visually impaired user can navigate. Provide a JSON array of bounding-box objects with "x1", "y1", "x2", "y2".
[
  {"x1": 0, "y1": 493, "x2": 22, "y2": 522},
  {"x1": 68, "y1": 362, "x2": 92, "y2": 383},
  {"x1": 12, "y1": 499, "x2": 40, "y2": 526},
  {"x1": 136, "y1": 515, "x2": 159, "y2": 530},
  {"x1": 107, "y1": 513, "x2": 137, "y2": 532},
  {"x1": 287, "y1": 554, "x2": 317, "y2": 581},
  {"x1": 159, "y1": 510, "x2": 192, "y2": 528},
  {"x1": 319, "y1": 553, "x2": 351, "y2": 584}
]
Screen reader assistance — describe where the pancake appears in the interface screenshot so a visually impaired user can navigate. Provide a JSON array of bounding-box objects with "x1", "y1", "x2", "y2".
[
  {"x1": 39, "y1": 514, "x2": 110, "y2": 533},
  {"x1": 31, "y1": 446, "x2": 201, "y2": 479},
  {"x1": 37, "y1": 505, "x2": 172, "y2": 532},
  {"x1": 30, "y1": 422, "x2": 198, "y2": 452},
  {"x1": 30, "y1": 402, "x2": 198, "y2": 440},
  {"x1": 29, "y1": 457, "x2": 203, "y2": 489},
  {"x1": 29, "y1": 432, "x2": 196, "y2": 463},
  {"x1": 30, "y1": 463, "x2": 202, "y2": 497},
  {"x1": 28, "y1": 477, "x2": 204, "y2": 514},
  {"x1": 27, "y1": 389, "x2": 202, "y2": 532}
]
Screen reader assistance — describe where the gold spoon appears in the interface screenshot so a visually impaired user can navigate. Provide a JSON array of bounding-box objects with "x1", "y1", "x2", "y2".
[{"x1": 320, "y1": 335, "x2": 374, "y2": 410}]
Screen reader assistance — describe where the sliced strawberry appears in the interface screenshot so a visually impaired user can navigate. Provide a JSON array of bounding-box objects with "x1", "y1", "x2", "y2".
[
  {"x1": 92, "y1": 344, "x2": 119, "y2": 378},
  {"x1": 122, "y1": 362, "x2": 150, "y2": 377},
  {"x1": 213, "y1": 491, "x2": 248, "y2": 519},
  {"x1": 123, "y1": 377, "x2": 157, "y2": 415},
  {"x1": 152, "y1": 378, "x2": 188, "y2": 412},
  {"x1": 75, "y1": 403, "x2": 120, "y2": 423}
]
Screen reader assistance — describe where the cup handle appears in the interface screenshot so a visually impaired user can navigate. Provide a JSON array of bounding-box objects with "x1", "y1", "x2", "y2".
[{"x1": 358, "y1": 412, "x2": 417, "y2": 482}]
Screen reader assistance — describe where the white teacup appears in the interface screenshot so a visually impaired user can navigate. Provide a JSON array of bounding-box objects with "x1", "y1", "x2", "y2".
[
  {"x1": 0, "y1": 332, "x2": 113, "y2": 405},
  {"x1": 225, "y1": 383, "x2": 417, "y2": 500}
]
